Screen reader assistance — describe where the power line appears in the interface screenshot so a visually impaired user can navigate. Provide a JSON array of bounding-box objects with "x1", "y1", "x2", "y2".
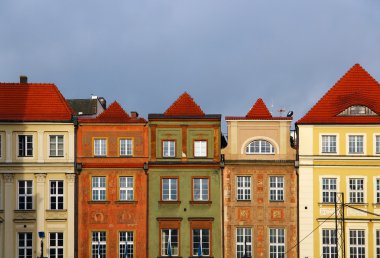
[
  {"x1": 285, "y1": 211, "x2": 336, "y2": 255},
  {"x1": 344, "y1": 204, "x2": 380, "y2": 217}
]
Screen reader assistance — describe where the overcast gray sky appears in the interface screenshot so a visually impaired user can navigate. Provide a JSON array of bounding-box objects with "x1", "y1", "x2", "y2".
[{"x1": 1, "y1": 0, "x2": 380, "y2": 131}]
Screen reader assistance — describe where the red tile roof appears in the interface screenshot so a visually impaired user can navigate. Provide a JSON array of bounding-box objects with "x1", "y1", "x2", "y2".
[
  {"x1": 0, "y1": 83, "x2": 73, "y2": 121},
  {"x1": 297, "y1": 64, "x2": 380, "y2": 124},
  {"x1": 79, "y1": 101, "x2": 146, "y2": 123},
  {"x1": 164, "y1": 92, "x2": 205, "y2": 116},
  {"x1": 225, "y1": 98, "x2": 292, "y2": 121}
]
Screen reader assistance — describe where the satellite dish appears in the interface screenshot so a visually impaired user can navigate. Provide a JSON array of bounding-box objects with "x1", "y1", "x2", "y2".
[{"x1": 287, "y1": 111, "x2": 294, "y2": 117}]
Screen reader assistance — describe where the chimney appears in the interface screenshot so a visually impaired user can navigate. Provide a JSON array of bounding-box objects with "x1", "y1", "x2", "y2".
[
  {"x1": 20, "y1": 75, "x2": 28, "y2": 84},
  {"x1": 131, "y1": 111, "x2": 139, "y2": 118}
]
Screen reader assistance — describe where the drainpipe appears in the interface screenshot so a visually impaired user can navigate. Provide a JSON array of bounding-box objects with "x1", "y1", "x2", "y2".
[
  {"x1": 295, "y1": 125, "x2": 300, "y2": 258},
  {"x1": 220, "y1": 154, "x2": 225, "y2": 258},
  {"x1": 73, "y1": 117, "x2": 80, "y2": 258},
  {"x1": 144, "y1": 162, "x2": 149, "y2": 258}
]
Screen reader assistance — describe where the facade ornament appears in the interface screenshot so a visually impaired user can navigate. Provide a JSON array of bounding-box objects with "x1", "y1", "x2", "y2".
[
  {"x1": 65, "y1": 173, "x2": 76, "y2": 183},
  {"x1": 35, "y1": 173, "x2": 47, "y2": 183},
  {"x1": 3, "y1": 173, "x2": 14, "y2": 183}
]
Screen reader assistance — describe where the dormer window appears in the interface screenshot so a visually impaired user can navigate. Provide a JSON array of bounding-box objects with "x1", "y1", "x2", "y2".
[
  {"x1": 246, "y1": 140, "x2": 274, "y2": 154},
  {"x1": 338, "y1": 105, "x2": 377, "y2": 116}
]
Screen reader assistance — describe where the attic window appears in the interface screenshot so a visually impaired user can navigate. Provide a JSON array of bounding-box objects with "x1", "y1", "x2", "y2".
[{"x1": 338, "y1": 105, "x2": 377, "y2": 116}]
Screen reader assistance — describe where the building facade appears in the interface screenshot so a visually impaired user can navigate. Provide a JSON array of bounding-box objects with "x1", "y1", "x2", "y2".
[
  {"x1": 297, "y1": 64, "x2": 380, "y2": 257},
  {"x1": 77, "y1": 102, "x2": 148, "y2": 258},
  {"x1": 223, "y1": 98, "x2": 297, "y2": 258},
  {"x1": 147, "y1": 92, "x2": 222, "y2": 258},
  {"x1": 0, "y1": 78, "x2": 75, "y2": 258}
]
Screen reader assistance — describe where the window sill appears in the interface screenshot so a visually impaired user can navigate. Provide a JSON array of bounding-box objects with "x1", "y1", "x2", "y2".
[
  {"x1": 14, "y1": 209, "x2": 36, "y2": 212},
  {"x1": 269, "y1": 200, "x2": 285, "y2": 202},
  {"x1": 189, "y1": 201, "x2": 212, "y2": 205},
  {"x1": 346, "y1": 202, "x2": 368, "y2": 206},
  {"x1": 159, "y1": 201, "x2": 181, "y2": 205},
  {"x1": 157, "y1": 256, "x2": 182, "y2": 258},
  {"x1": 236, "y1": 199, "x2": 252, "y2": 202},
  {"x1": 49, "y1": 156, "x2": 65, "y2": 158},
  {"x1": 93, "y1": 155, "x2": 107, "y2": 158},
  {"x1": 318, "y1": 202, "x2": 335, "y2": 206},
  {"x1": 87, "y1": 201, "x2": 110, "y2": 204},
  {"x1": 46, "y1": 209, "x2": 67, "y2": 212},
  {"x1": 189, "y1": 256, "x2": 213, "y2": 258},
  {"x1": 115, "y1": 200, "x2": 138, "y2": 204},
  {"x1": 120, "y1": 155, "x2": 133, "y2": 157}
]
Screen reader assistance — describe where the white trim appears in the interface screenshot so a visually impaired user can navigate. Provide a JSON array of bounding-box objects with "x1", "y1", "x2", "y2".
[
  {"x1": 373, "y1": 134, "x2": 380, "y2": 156},
  {"x1": 346, "y1": 176, "x2": 367, "y2": 204},
  {"x1": 346, "y1": 133, "x2": 366, "y2": 155},
  {"x1": 268, "y1": 227, "x2": 286, "y2": 258},
  {"x1": 346, "y1": 225, "x2": 368, "y2": 258},
  {"x1": 241, "y1": 136, "x2": 279, "y2": 155},
  {"x1": 48, "y1": 134, "x2": 65, "y2": 158},
  {"x1": 319, "y1": 133, "x2": 339, "y2": 155},
  {"x1": 236, "y1": 176, "x2": 251, "y2": 201},
  {"x1": 16, "y1": 133, "x2": 35, "y2": 159},
  {"x1": 319, "y1": 175, "x2": 340, "y2": 203}
]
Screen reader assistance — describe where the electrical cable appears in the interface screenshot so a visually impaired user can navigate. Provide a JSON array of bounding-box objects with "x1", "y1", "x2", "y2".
[{"x1": 344, "y1": 204, "x2": 380, "y2": 217}]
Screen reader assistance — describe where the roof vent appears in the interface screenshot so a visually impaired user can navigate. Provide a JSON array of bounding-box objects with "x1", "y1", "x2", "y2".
[{"x1": 20, "y1": 75, "x2": 28, "y2": 84}]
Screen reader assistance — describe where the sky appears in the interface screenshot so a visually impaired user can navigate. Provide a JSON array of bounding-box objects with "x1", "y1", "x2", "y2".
[{"x1": 1, "y1": 0, "x2": 380, "y2": 132}]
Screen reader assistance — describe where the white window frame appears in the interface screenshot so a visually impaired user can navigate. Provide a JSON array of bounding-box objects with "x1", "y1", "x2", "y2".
[
  {"x1": 18, "y1": 135, "x2": 33, "y2": 157},
  {"x1": 18, "y1": 180, "x2": 33, "y2": 210},
  {"x1": 92, "y1": 177, "x2": 106, "y2": 201},
  {"x1": 320, "y1": 134, "x2": 338, "y2": 154},
  {"x1": 50, "y1": 180, "x2": 64, "y2": 210},
  {"x1": 375, "y1": 178, "x2": 380, "y2": 204},
  {"x1": 0, "y1": 134, "x2": 2, "y2": 158},
  {"x1": 193, "y1": 178, "x2": 209, "y2": 201},
  {"x1": 376, "y1": 229, "x2": 380, "y2": 258},
  {"x1": 94, "y1": 138, "x2": 107, "y2": 156},
  {"x1": 321, "y1": 178, "x2": 337, "y2": 203},
  {"x1": 120, "y1": 138, "x2": 133, "y2": 156},
  {"x1": 348, "y1": 178, "x2": 365, "y2": 204},
  {"x1": 192, "y1": 228, "x2": 210, "y2": 256},
  {"x1": 269, "y1": 176, "x2": 284, "y2": 201},
  {"x1": 374, "y1": 134, "x2": 380, "y2": 155},
  {"x1": 119, "y1": 176, "x2": 134, "y2": 201},
  {"x1": 321, "y1": 228, "x2": 337, "y2": 258},
  {"x1": 163, "y1": 140, "x2": 176, "y2": 157},
  {"x1": 236, "y1": 227, "x2": 252, "y2": 258},
  {"x1": 49, "y1": 135, "x2": 64, "y2": 157},
  {"x1": 246, "y1": 139, "x2": 275, "y2": 154},
  {"x1": 236, "y1": 176, "x2": 251, "y2": 201},
  {"x1": 269, "y1": 228, "x2": 285, "y2": 258},
  {"x1": 349, "y1": 229, "x2": 366, "y2": 258},
  {"x1": 18, "y1": 232, "x2": 33, "y2": 258},
  {"x1": 119, "y1": 231, "x2": 134, "y2": 258},
  {"x1": 161, "y1": 229, "x2": 179, "y2": 256},
  {"x1": 346, "y1": 134, "x2": 366, "y2": 155},
  {"x1": 194, "y1": 140, "x2": 207, "y2": 157},
  {"x1": 92, "y1": 231, "x2": 106, "y2": 258},
  {"x1": 162, "y1": 178, "x2": 178, "y2": 201},
  {"x1": 49, "y1": 232, "x2": 64, "y2": 258}
]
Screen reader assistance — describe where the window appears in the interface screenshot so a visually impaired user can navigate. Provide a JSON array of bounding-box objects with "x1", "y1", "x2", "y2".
[
  {"x1": 322, "y1": 135, "x2": 337, "y2": 153},
  {"x1": 246, "y1": 140, "x2": 274, "y2": 154},
  {"x1": 376, "y1": 136, "x2": 380, "y2": 154},
  {"x1": 49, "y1": 232, "x2": 64, "y2": 258},
  {"x1": 162, "y1": 178, "x2": 178, "y2": 201},
  {"x1": 92, "y1": 177, "x2": 106, "y2": 201},
  {"x1": 349, "y1": 179, "x2": 364, "y2": 203},
  {"x1": 94, "y1": 138, "x2": 107, "y2": 156},
  {"x1": 236, "y1": 176, "x2": 251, "y2": 200},
  {"x1": 349, "y1": 230, "x2": 365, "y2": 258},
  {"x1": 18, "y1": 135, "x2": 33, "y2": 157},
  {"x1": 321, "y1": 229, "x2": 337, "y2": 258},
  {"x1": 376, "y1": 230, "x2": 380, "y2": 258},
  {"x1": 119, "y1": 231, "x2": 134, "y2": 258},
  {"x1": 163, "y1": 140, "x2": 175, "y2": 157},
  {"x1": 50, "y1": 180, "x2": 64, "y2": 210},
  {"x1": 377, "y1": 179, "x2": 380, "y2": 204},
  {"x1": 49, "y1": 135, "x2": 64, "y2": 157},
  {"x1": 194, "y1": 140, "x2": 207, "y2": 157},
  {"x1": 18, "y1": 232, "x2": 33, "y2": 258},
  {"x1": 120, "y1": 138, "x2": 133, "y2": 156},
  {"x1": 192, "y1": 229, "x2": 210, "y2": 256},
  {"x1": 92, "y1": 232, "x2": 106, "y2": 258},
  {"x1": 269, "y1": 228, "x2": 285, "y2": 258},
  {"x1": 339, "y1": 105, "x2": 377, "y2": 116},
  {"x1": 193, "y1": 178, "x2": 209, "y2": 201},
  {"x1": 322, "y1": 178, "x2": 337, "y2": 203},
  {"x1": 236, "y1": 228, "x2": 252, "y2": 258},
  {"x1": 348, "y1": 135, "x2": 364, "y2": 154},
  {"x1": 161, "y1": 229, "x2": 179, "y2": 256},
  {"x1": 120, "y1": 177, "x2": 134, "y2": 201},
  {"x1": 0, "y1": 134, "x2": 2, "y2": 157},
  {"x1": 18, "y1": 180, "x2": 33, "y2": 210},
  {"x1": 269, "y1": 176, "x2": 284, "y2": 201}
]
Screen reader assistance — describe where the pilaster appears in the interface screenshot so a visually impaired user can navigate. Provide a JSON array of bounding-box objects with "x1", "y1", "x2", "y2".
[
  {"x1": 37, "y1": 131, "x2": 44, "y2": 162},
  {"x1": 66, "y1": 173, "x2": 76, "y2": 258},
  {"x1": 3, "y1": 173, "x2": 14, "y2": 258},
  {"x1": 5, "y1": 130, "x2": 12, "y2": 163}
]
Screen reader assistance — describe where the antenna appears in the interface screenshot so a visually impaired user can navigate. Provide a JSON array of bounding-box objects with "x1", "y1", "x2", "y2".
[{"x1": 277, "y1": 108, "x2": 285, "y2": 117}]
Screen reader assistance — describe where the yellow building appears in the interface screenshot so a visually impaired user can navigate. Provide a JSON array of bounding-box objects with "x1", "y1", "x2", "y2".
[
  {"x1": 0, "y1": 77, "x2": 75, "y2": 258},
  {"x1": 297, "y1": 64, "x2": 380, "y2": 258}
]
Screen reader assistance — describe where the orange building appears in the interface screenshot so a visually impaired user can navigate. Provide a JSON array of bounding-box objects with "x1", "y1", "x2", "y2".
[{"x1": 77, "y1": 102, "x2": 148, "y2": 258}]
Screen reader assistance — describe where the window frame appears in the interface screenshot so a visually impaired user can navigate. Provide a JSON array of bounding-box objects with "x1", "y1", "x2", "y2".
[
  {"x1": 269, "y1": 176, "x2": 284, "y2": 202},
  {"x1": 161, "y1": 177, "x2": 179, "y2": 202},
  {"x1": 17, "y1": 232, "x2": 33, "y2": 258},
  {"x1": 375, "y1": 178, "x2": 380, "y2": 204},
  {"x1": 376, "y1": 229, "x2": 380, "y2": 258},
  {"x1": 321, "y1": 228, "x2": 337, "y2": 258},
  {"x1": 269, "y1": 228, "x2": 285, "y2": 258},
  {"x1": 119, "y1": 138, "x2": 133, "y2": 156},
  {"x1": 347, "y1": 134, "x2": 365, "y2": 155},
  {"x1": 193, "y1": 140, "x2": 208, "y2": 158},
  {"x1": 49, "y1": 232, "x2": 64, "y2": 258},
  {"x1": 161, "y1": 228, "x2": 180, "y2": 256},
  {"x1": 91, "y1": 231, "x2": 107, "y2": 258},
  {"x1": 49, "y1": 135, "x2": 64, "y2": 157},
  {"x1": 18, "y1": 180, "x2": 33, "y2": 210},
  {"x1": 119, "y1": 176, "x2": 134, "y2": 201},
  {"x1": 320, "y1": 134, "x2": 338, "y2": 154},
  {"x1": 92, "y1": 176, "x2": 107, "y2": 201},
  {"x1": 158, "y1": 219, "x2": 181, "y2": 257},
  {"x1": 192, "y1": 177, "x2": 210, "y2": 202},
  {"x1": 191, "y1": 228, "x2": 210, "y2": 256},
  {"x1": 348, "y1": 178, "x2": 365, "y2": 204},
  {"x1": 119, "y1": 231, "x2": 134, "y2": 258},
  {"x1": 349, "y1": 229, "x2": 366, "y2": 258},
  {"x1": 236, "y1": 227, "x2": 252, "y2": 258},
  {"x1": 245, "y1": 139, "x2": 275, "y2": 154},
  {"x1": 162, "y1": 140, "x2": 176, "y2": 158},
  {"x1": 321, "y1": 177, "x2": 337, "y2": 204},
  {"x1": 18, "y1": 134, "x2": 33, "y2": 157},
  {"x1": 50, "y1": 180, "x2": 64, "y2": 210},
  {"x1": 93, "y1": 138, "x2": 107, "y2": 156},
  {"x1": 374, "y1": 134, "x2": 380, "y2": 155},
  {"x1": 236, "y1": 176, "x2": 251, "y2": 201}
]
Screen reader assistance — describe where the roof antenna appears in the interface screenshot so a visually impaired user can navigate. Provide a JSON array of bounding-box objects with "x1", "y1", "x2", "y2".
[{"x1": 277, "y1": 108, "x2": 285, "y2": 117}]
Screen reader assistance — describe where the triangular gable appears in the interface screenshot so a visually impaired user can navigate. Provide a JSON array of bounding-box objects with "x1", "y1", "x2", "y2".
[
  {"x1": 246, "y1": 98, "x2": 272, "y2": 119},
  {"x1": 164, "y1": 92, "x2": 205, "y2": 116},
  {"x1": 298, "y1": 64, "x2": 380, "y2": 124}
]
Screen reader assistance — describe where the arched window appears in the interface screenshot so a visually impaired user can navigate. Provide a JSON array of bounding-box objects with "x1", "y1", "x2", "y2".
[{"x1": 246, "y1": 140, "x2": 275, "y2": 154}]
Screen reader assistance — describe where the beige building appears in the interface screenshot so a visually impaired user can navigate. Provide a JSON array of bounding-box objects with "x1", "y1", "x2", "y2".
[
  {"x1": 223, "y1": 98, "x2": 297, "y2": 258},
  {"x1": 0, "y1": 77, "x2": 75, "y2": 258}
]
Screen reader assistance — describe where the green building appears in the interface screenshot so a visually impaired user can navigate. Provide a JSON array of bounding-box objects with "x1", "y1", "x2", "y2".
[{"x1": 147, "y1": 92, "x2": 222, "y2": 258}]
